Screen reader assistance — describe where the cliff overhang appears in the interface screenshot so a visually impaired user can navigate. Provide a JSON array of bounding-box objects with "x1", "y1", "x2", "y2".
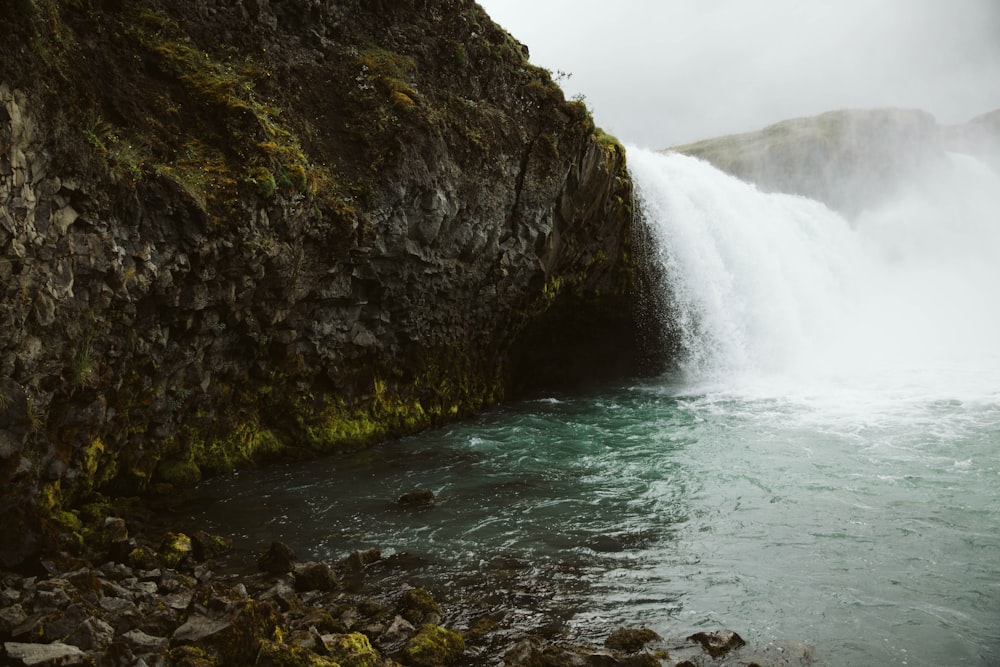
[{"x1": 0, "y1": 0, "x2": 650, "y2": 567}]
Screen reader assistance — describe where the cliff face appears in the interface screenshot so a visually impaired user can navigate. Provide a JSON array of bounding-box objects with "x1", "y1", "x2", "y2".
[
  {"x1": 0, "y1": 0, "x2": 641, "y2": 566},
  {"x1": 670, "y1": 108, "x2": 950, "y2": 216}
]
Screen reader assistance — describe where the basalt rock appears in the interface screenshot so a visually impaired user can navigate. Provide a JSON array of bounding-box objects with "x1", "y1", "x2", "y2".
[{"x1": 0, "y1": 0, "x2": 644, "y2": 566}]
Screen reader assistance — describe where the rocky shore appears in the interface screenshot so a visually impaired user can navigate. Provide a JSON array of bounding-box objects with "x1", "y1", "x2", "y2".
[{"x1": 0, "y1": 494, "x2": 816, "y2": 667}]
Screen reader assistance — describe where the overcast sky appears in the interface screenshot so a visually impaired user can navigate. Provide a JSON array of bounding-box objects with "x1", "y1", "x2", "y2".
[{"x1": 477, "y1": 0, "x2": 1000, "y2": 149}]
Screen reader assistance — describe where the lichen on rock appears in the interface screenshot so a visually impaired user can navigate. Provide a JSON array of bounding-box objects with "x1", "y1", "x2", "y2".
[{"x1": 0, "y1": 0, "x2": 648, "y2": 567}]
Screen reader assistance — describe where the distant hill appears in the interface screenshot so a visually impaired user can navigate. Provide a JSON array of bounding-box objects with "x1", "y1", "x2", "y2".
[{"x1": 668, "y1": 108, "x2": 1000, "y2": 216}]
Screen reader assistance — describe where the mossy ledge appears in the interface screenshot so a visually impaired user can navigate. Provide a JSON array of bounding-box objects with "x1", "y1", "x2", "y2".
[{"x1": 0, "y1": 0, "x2": 651, "y2": 567}]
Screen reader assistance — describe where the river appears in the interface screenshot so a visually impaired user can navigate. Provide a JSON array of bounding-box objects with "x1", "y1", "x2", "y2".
[{"x1": 188, "y1": 148, "x2": 1000, "y2": 666}]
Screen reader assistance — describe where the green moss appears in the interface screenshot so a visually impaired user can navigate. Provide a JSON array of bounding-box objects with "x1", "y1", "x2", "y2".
[
  {"x1": 157, "y1": 459, "x2": 203, "y2": 486},
  {"x1": 402, "y1": 625, "x2": 465, "y2": 667},
  {"x1": 160, "y1": 532, "x2": 193, "y2": 568},
  {"x1": 168, "y1": 410, "x2": 285, "y2": 478},
  {"x1": 255, "y1": 640, "x2": 339, "y2": 667},
  {"x1": 326, "y1": 632, "x2": 382, "y2": 667},
  {"x1": 79, "y1": 437, "x2": 118, "y2": 496},
  {"x1": 128, "y1": 545, "x2": 161, "y2": 570},
  {"x1": 399, "y1": 588, "x2": 442, "y2": 625},
  {"x1": 248, "y1": 166, "x2": 277, "y2": 199},
  {"x1": 167, "y1": 645, "x2": 222, "y2": 666}
]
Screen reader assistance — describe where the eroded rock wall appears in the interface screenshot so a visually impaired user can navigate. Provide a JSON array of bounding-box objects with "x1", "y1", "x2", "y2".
[{"x1": 0, "y1": 0, "x2": 641, "y2": 566}]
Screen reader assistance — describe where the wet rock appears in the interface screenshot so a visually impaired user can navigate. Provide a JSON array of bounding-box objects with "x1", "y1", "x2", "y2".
[
  {"x1": 320, "y1": 632, "x2": 382, "y2": 667},
  {"x1": 65, "y1": 616, "x2": 115, "y2": 651},
  {"x1": 257, "y1": 541, "x2": 297, "y2": 574},
  {"x1": 345, "y1": 547, "x2": 382, "y2": 571},
  {"x1": 41, "y1": 602, "x2": 88, "y2": 641},
  {"x1": 0, "y1": 603, "x2": 27, "y2": 635},
  {"x1": 258, "y1": 577, "x2": 301, "y2": 613},
  {"x1": 3, "y1": 641, "x2": 89, "y2": 666},
  {"x1": 191, "y1": 531, "x2": 232, "y2": 562},
  {"x1": 687, "y1": 630, "x2": 745, "y2": 658},
  {"x1": 127, "y1": 546, "x2": 160, "y2": 571},
  {"x1": 379, "y1": 614, "x2": 417, "y2": 653},
  {"x1": 159, "y1": 532, "x2": 193, "y2": 568},
  {"x1": 504, "y1": 639, "x2": 615, "y2": 667},
  {"x1": 397, "y1": 490, "x2": 436, "y2": 508},
  {"x1": 256, "y1": 640, "x2": 339, "y2": 667},
  {"x1": 402, "y1": 624, "x2": 465, "y2": 667},
  {"x1": 605, "y1": 628, "x2": 662, "y2": 653},
  {"x1": 398, "y1": 587, "x2": 442, "y2": 625},
  {"x1": 122, "y1": 628, "x2": 168, "y2": 653},
  {"x1": 172, "y1": 596, "x2": 285, "y2": 664},
  {"x1": 292, "y1": 561, "x2": 339, "y2": 592}
]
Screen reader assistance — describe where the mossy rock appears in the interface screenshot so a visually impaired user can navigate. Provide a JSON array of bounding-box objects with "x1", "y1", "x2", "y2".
[
  {"x1": 325, "y1": 632, "x2": 382, "y2": 667},
  {"x1": 255, "y1": 640, "x2": 339, "y2": 667},
  {"x1": 168, "y1": 645, "x2": 223, "y2": 666},
  {"x1": 398, "y1": 588, "x2": 441, "y2": 625},
  {"x1": 604, "y1": 628, "x2": 661, "y2": 653},
  {"x1": 160, "y1": 531, "x2": 194, "y2": 568},
  {"x1": 191, "y1": 530, "x2": 233, "y2": 561},
  {"x1": 128, "y1": 545, "x2": 161, "y2": 570},
  {"x1": 157, "y1": 459, "x2": 203, "y2": 487},
  {"x1": 401, "y1": 624, "x2": 464, "y2": 667}
]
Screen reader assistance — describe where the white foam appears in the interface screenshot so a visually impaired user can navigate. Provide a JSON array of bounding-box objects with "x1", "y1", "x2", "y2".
[{"x1": 629, "y1": 147, "x2": 1000, "y2": 417}]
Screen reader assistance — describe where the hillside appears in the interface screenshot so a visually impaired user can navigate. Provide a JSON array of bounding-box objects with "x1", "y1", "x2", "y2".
[{"x1": 670, "y1": 107, "x2": 1000, "y2": 215}]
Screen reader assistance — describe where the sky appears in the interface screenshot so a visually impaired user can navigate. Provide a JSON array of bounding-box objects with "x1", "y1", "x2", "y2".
[{"x1": 476, "y1": 0, "x2": 1000, "y2": 149}]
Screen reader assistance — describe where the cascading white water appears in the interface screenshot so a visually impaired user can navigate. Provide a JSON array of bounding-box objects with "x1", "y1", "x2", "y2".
[
  {"x1": 628, "y1": 147, "x2": 1000, "y2": 406},
  {"x1": 191, "y1": 145, "x2": 1000, "y2": 667}
]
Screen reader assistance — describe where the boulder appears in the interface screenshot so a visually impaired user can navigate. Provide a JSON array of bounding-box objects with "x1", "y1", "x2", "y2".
[
  {"x1": 3, "y1": 641, "x2": 89, "y2": 666},
  {"x1": 397, "y1": 490, "x2": 436, "y2": 508},
  {"x1": 257, "y1": 541, "x2": 297, "y2": 575},
  {"x1": 292, "y1": 561, "x2": 339, "y2": 593},
  {"x1": 686, "y1": 630, "x2": 746, "y2": 658},
  {"x1": 402, "y1": 624, "x2": 465, "y2": 667}
]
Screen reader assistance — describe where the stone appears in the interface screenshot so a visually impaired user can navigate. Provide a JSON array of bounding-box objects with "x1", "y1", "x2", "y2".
[
  {"x1": 345, "y1": 547, "x2": 381, "y2": 571},
  {"x1": 191, "y1": 531, "x2": 232, "y2": 561},
  {"x1": 0, "y1": 603, "x2": 27, "y2": 635},
  {"x1": 257, "y1": 541, "x2": 297, "y2": 574},
  {"x1": 604, "y1": 628, "x2": 662, "y2": 653},
  {"x1": 65, "y1": 616, "x2": 115, "y2": 650},
  {"x1": 159, "y1": 532, "x2": 193, "y2": 568},
  {"x1": 122, "y1": 628, "x2": 168, "y2": 652},
  {"x1": 320, "y1": 632, "x2": 382, "y2": 667},
  {"x1": 397, "y1": 490, "x2": 436, "y2": 507},
  {"x1": 687, "y1": 629, "x2": 746, "y2": 658},
  {"x1": 172, "y1": 614, "x2": 232, "y2": 644},
  {"x1": 379, "y1": 614, "x2": 416, "y2": 652},
  {"x1": 292, "y1": 561, "x2": 338, "y2": 593},
  {"x1": 398, "y1": 587, "x2": 442, "y2": 625},
  {"x1": 3, "y1": 641, "x2": 89, "y2": 666},
  {"x1": 402, "y1": 624, "x2": 465, "y2": 667},
  {"x1": 41, "y1": 603, "x2": 88, "y2": 641},
  {"x1": 173, "y1": 599, "x2": 285, "y2": 665}
]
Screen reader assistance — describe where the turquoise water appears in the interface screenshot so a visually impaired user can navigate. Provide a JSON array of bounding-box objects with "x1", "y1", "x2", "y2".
[
  {"x1": 191, "y1": 149, "x2": 1000, "y2": 665},
  {"x1": 191, "y1": 377, "x2": 1000, "y2": 665}
]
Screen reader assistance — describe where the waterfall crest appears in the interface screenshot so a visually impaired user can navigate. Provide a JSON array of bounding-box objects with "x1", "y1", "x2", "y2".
[{"x1": 629, "y1": 147, "x2": 1000, "y2": 402}]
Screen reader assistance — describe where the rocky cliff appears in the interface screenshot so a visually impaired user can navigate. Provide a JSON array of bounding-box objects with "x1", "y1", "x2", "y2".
[
  {"x1": 669, "y1": 108, "x2": 1000, "y2": 216},
  {"x1": 0, "y1": 0, "x2": 645, "y2": 567}
]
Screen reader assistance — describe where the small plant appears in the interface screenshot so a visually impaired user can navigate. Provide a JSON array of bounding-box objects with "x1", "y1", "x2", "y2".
[
  {"x1": 68, "y1": 342, "x2": 95, "y2": 388},
  {"x1": 247, "y1": 166, "x2": 277, "y2": 198},
  {"x1": 25, "y1": 397, "x2": 43, "y2": 432}
]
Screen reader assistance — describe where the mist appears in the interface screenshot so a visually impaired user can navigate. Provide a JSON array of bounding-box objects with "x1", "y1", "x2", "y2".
[{"x1": 478, "y1": 0, "x2": 1000, "y2": 148}]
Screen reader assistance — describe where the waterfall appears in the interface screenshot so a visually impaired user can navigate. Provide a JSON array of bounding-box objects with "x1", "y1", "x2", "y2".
[{"x1": 628, "y1": 147, "x2": 1000, "y2": 402}]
